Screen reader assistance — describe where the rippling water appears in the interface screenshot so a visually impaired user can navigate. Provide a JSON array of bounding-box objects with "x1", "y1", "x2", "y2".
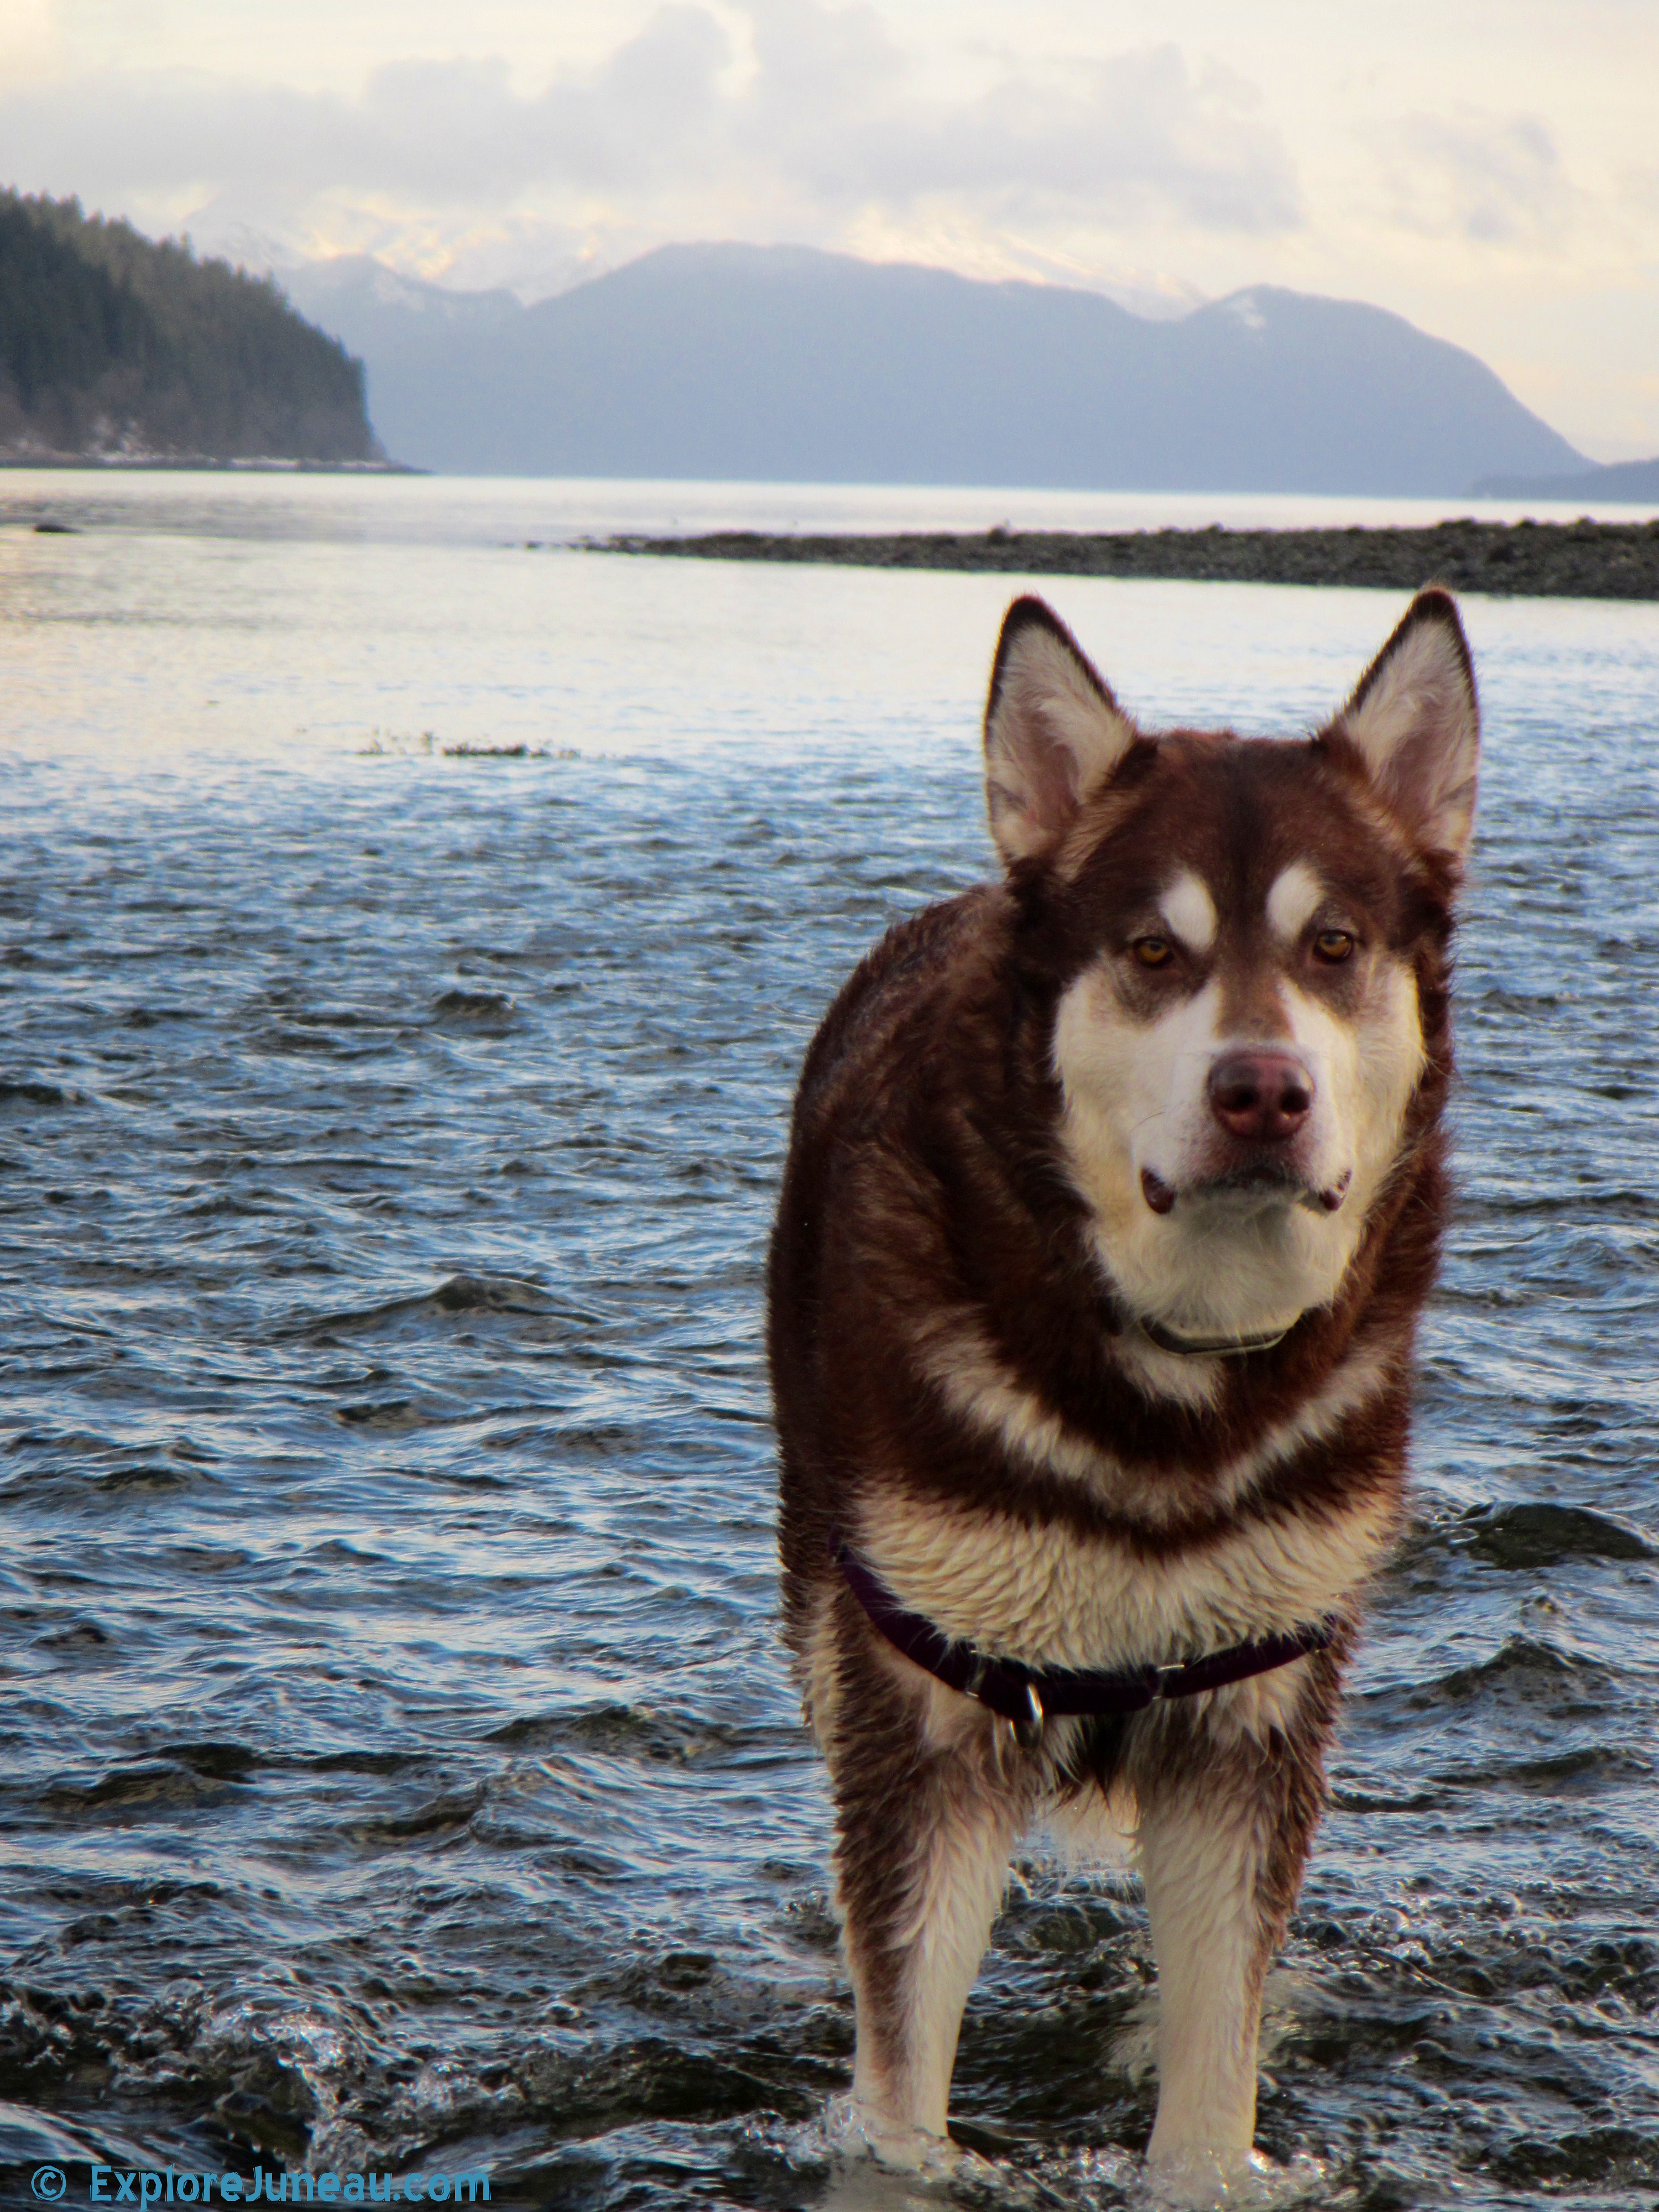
[{"x1": 2, "y1": 474, "x2": 1658, "y2": 2210}]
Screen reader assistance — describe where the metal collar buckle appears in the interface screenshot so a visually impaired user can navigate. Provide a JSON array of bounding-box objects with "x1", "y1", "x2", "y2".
[
  {"x1": 1012, "y1": 1678, "x2": 1045, "y2": 1751},
  {"x1": 966, "y1": 1657, "x2": 1045, "y2": 1751}
]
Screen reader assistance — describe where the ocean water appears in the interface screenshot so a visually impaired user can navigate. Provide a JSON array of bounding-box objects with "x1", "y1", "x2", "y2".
[{"x1": 1, "y1": 472, "x2": 1658, "y2": 2210}]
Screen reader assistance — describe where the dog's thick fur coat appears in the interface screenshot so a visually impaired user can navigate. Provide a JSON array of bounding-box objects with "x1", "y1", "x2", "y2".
[{"x1": 769, "y1": 592, "x2": 1479, "y2": 2178}]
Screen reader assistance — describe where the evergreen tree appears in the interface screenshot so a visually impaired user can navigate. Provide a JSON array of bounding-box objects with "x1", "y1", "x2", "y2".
[{"x1": 0, "y1": 189, "x2": 383, "y2": 462}]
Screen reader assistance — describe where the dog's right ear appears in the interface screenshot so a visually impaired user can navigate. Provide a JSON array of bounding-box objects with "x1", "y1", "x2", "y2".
[{"x1": 983, "y1": 598, "x2": 1139, "y2": 867}]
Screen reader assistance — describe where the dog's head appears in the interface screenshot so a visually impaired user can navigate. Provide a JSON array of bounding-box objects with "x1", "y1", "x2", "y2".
[{"x1": 984, "y1": 591, "x2": 1478, "y2": 1352}]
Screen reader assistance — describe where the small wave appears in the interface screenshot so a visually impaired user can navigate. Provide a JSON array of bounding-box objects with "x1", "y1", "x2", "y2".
[
  {"x1": 93, "y1": 1460, "x2": 200, "y2": 1491},
  {"x1": 1428, "y1": 1634, "x2": 1613, "y2": 1706},
  {"x1": 514, "y1": 2034, "x2": 791, "y2": 2134},
  {"x1": 0, "y1": 1076, "x2": 79, "y2": 1108},
  {"x1": 287, "y1": 1271, "x2": 560, "y2": 1342},
  {"x1": 1486, "y1": 1744, "x2": 1647, "y2": 1793},
  {"x1": 333, "y1": 1397, "x2": 443, "y2": 1432},
  {"x1": 33, "y1": 1619, "x2": 113, "y2": 1653},
  {"x1": 430, "y1": 987, "x2": 519, "y2": 1031},
  {"x1": 348, "y1": 1785, "x2": 486, "y2": 1844},
  {"x1": 40, "y1": 1760, "x2": 249, "y2": 1822},
  {"x1": 1490, "y1": 2124, "x2": 1659, "y2": 2192},
  {"x1": 1459, "y1": 1500, "x2": 1654, "y2": 1569},
  {"x1": 0, "y1": 2096, "x2": 156, "y2": 2176},
  {"x1": 484, "y1": 1702, "x2": 752, "y2": 1766},
  {"x1": 430, "y1": 1271, "x2": 551, "y2": 1312},
  {"x1": 1473, "y1": 987, "x2": 1562, "y2": 1014},
  {"x1": 163, "y1": 1741, "x2": 262, "y2": 1781}
]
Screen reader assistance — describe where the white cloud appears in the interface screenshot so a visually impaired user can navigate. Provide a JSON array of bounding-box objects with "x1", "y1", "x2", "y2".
[
  {"x1": 1381, "y1": 110, "x2": 1570, "y2": 247},
  {"x1": 763, "y1": 39, "x2": 1301, "y2": 232},
  {"x1": 0, "y1": 3, "x2": 1300, "y2": 247}
]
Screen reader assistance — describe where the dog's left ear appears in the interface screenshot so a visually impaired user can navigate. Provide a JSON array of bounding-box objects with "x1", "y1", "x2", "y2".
[
  {"x1": 984, "y1": 597, "x2": 1139, "y2": 867},
  {"x1": 1337, "y1": 588, "x2": 1480, "y2": 861}
]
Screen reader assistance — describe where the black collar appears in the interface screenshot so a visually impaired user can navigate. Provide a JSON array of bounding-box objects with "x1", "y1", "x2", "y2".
[{"x1": 836, "y1": 1537, "x2": 1334, "y2": 1749}]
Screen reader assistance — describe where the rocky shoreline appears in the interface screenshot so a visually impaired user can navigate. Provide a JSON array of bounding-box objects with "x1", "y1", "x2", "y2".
[{"x1": 598, "y1": 517, "x2": 1659, "y2": 601}]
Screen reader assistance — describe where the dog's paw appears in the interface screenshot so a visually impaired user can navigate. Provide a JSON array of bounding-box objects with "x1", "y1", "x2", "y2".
[
  {"x1": 1144, "y1": 2146, "x2": 1328, "y2": 2210},
  {"x1": 822, "y1": 2091, "x2": 963, "y2": 2180}
]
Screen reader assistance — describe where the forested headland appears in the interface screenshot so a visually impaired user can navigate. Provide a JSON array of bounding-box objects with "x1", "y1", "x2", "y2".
[{"x1": 0, "y1": 190, "x2": 384, "y2": 465}]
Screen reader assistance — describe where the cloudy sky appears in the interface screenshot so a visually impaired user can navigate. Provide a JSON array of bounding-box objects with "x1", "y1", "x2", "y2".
[{"x1": 4, "y1": 0, "x2": 1657, "y2": 456}]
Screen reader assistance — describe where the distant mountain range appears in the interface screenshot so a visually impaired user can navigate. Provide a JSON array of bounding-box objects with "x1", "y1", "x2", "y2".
[
  {"x1": 0, "y1": 190, "x2": 379, "y2": 465},
  {"x1": 283, "y1": 243, "x2": 1591, "y2": 495},
  {"x1": 1472, "y1": 455, "x2": 1659, "y2": 504}
]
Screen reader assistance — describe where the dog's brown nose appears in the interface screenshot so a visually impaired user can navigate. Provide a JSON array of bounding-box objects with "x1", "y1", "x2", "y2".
[{"x1": 1207, "y1": 1050, "x2": 1314, "y2": 1143}]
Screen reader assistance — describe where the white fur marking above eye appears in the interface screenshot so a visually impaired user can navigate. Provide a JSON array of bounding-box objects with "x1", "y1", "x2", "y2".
[
  {"x1": 1265, "y1": 862, "x2": 1323, "y2": 945},
  {"x1": 1162, "y1": 869, "x2": 1218, "y2": 956}
]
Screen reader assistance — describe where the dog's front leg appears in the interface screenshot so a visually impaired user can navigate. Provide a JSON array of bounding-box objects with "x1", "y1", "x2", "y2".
[
  {"x1": 828, "y1": 1655, "x2": 1031, "y2": 2159},
  {"x1": 1134, "y1": 1705, "x2": 1323, "y2": 2177}
]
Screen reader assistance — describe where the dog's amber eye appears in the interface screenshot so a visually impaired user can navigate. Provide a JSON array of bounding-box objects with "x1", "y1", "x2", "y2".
[
  {"x1": 1313, "y1": 928, "x2": 1356, "y2": 963},
  {"x1": 1131, "y1": 936, "x2": 1174, "y2": 968}
]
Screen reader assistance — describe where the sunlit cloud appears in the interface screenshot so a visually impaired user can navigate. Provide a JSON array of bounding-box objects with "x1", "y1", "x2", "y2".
[
  {"x1": 1380, "y1": 110, "x2": 1571, "y2": 247},
  {"x1": 0, "y1": 4, "x2": 1300, "y2": 251}
]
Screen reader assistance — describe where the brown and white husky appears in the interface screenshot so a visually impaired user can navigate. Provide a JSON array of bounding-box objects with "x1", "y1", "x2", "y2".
[{"x1": 769, "y1": 589, "x2": 1479, "y2": 2192}]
